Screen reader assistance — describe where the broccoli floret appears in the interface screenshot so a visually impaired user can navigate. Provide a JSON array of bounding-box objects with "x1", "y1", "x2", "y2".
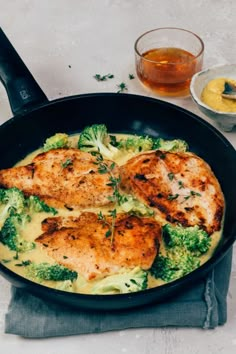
[
  {"x1": 150, "y1": 254, "x2": 200, "y2": 282},
  {"x1": 117, "y1": 135, "x2": 154, "y2": 153},
  {"x1": 26, "y1": 262, "x2": 78, "y2": 282},
  {"x1": 162, "y1": 223, "x2": 210, "y2": 256},
  {"x1": 0, "y1": 187, "x2": 25, "y2": 226},
  {"x1": 91, "y1": 267, "x2": 148, "y2": 294},
  {"x1": 152, "y1": 138, "x2": 188, "y2": 152},
  {"x1": 0, "y1": 214, "x2": 35, "y2": 252},
  {"x1": 118, "y1": 194, "x2": 154, "y2": 216},
  {"x1": 78, "y1": 124, "x2": 188, "y2": 159},
  {"x1": 114, "y1": 134, "x2": 187, "y2": 154},
  {"x1": 55, "y1": 280, "x2": 74, "y2": 292},
  {"x1": 150, "y1": 223, "x2": 211, "y2": 282},
  {"x1": 43, "y1": 133, "x2": 69, "y2": 152},
  {"x1": 150, "y1": 255, "x2": 174, "y2": 281},
  {"x1": 26, "y1": 195, "x2": 58, "y2": 216},
  {"x1": 0, "y1": 188, "x2": 58, "y2": 252},
  {"x1": 78, "y1": 124, "x2": 120, "y2": 160}
]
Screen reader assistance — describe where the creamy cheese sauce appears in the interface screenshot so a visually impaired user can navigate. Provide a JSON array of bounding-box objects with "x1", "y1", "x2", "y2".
[{"x1": 0, "y1": 134, "x2": 223, "y2": 294}]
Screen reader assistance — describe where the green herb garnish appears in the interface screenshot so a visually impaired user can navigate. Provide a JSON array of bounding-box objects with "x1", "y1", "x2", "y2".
[
  {"x1": 167, "y1": 194, "x2": 179, "y2": 200},
  {"x1": 190, "y1": 191, "x2": 202, "y2": 197},
  {"x1": 15, "y1": 260, "x2": 32, "y2": 267},
  {"x1": 94, "y1": 73, "x2": 114, "y2": 81},
  {"x1": 117, "y1": 82, "x2": 128, "y2": 93},
  {"x1": 184, "y1": 190, "x2": 202, "y2": 200},
  {"x1": 167, "y1": 172, "x2": 175, "y2": 181},
  {"x1": 1, "y1": 259, "x2": 11, "y2": 264},
  {"x1": 61, "y1": 159, "x2": 73, "y2": 168},
  {"x1": 95, "y1": 153, "x2": 121, "y2": 244}
]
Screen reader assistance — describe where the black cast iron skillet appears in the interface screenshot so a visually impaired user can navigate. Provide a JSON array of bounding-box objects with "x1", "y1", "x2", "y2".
[{"x1": 0, "y1": 28, "x2": 236, "y2": 311}]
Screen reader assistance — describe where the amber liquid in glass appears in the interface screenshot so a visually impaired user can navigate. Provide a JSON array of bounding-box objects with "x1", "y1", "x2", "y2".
[{"x1": 136, "y1": 47, "x2": 199, "y2": 97}]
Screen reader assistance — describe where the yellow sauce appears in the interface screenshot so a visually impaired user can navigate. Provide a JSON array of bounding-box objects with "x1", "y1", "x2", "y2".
[
  {"x1": 0, "y1": 133, "x2": 223, "y2": 294},
  {"x1": 201, "y1": 77, "x2": 236, "y2": 112}
]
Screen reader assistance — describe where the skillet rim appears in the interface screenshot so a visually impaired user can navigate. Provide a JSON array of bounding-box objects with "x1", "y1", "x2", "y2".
[{"x1": 0, "y1": 91, "x2": 236, "y2": 310}]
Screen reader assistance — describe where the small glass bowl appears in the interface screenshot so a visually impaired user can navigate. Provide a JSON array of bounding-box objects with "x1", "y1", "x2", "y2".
[{"x1": 135, "y1": 27, "x2": 204, "y2": 97}]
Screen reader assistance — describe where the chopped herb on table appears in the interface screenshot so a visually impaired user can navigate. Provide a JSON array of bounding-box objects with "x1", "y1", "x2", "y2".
[
  {"x1": 129, "y1": 74, "x2": 135, "y2": 80},
  {"x1": 117, "y1": 82, "x2": 128, "y2": 93},
  {"x1": 94, "y1": 73, "x2": 114, "y2": 81}
]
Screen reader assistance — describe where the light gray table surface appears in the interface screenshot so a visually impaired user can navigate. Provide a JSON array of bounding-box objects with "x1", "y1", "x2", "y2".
[{"x1": 0, "y1": 1, "x2": 236, "y2": 353}]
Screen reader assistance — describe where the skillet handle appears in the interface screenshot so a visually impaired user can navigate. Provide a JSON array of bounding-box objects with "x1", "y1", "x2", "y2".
[{"x1": 0, "y1": 28, "x2": 48, "y2": 115}]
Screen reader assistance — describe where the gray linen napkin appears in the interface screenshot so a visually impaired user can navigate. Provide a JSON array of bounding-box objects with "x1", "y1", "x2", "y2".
[{"x1": 5, "y1": 248, "x2": 232, "y2": 338}]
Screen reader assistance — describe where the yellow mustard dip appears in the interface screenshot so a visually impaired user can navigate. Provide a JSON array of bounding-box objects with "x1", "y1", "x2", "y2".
[{"x1": 201, "y1": 77, "x2": 236, "y2": 112}]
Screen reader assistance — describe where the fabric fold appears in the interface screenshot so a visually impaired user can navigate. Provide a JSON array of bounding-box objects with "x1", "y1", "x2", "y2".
[{"x1": 5, "y1": 248, "x2": 232, "y2": 338}]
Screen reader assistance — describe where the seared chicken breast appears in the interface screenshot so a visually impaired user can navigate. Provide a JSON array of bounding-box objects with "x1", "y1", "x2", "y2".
[
  {"x1": 41, "y1": 215, "x2": 82, "y2": 233},
  {"x1": 120, "y1": 150, "x2": 224, "y2": 234},
  {"x1": 37, "y1": 212, "x2": 161, "y2": 280},
  {"x1": 0, "y1": 149, "x2": 120, "y2": 209}
]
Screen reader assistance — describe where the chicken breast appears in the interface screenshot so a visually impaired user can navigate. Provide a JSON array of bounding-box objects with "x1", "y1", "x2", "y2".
[
  {"x1": 41, "y1": 215, "x2": 82, "y2": 233},
  {"x1": 0, "y1": 149, "x2": 120, "y2": 209},
  {"x1": 36, "y1": 212, "x2": 161, "y2": 280},
  {"x1": 120, "y1": 150, "x2": 224, "y2": 234}
]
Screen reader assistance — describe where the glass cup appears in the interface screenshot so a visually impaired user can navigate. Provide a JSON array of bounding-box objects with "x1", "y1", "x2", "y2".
[{"x1": 135, "y1": 27, "x2": 204, "y2": 97}]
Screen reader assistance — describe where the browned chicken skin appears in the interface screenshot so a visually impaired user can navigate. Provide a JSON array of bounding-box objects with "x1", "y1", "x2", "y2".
[
  {"x1": 120, "y1": 150, "x2": 224, "y2": 234},
  {"x1": 0, "y1": 149, "x2": 120, "y2": 209},
  {"x1": 37, "y1": 212, "x2": 161, "y2": 280}
]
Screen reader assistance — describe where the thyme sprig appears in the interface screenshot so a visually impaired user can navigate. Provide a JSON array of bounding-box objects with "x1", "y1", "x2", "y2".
[
  {"x1": 167, "y1": 193, "x2": 179, "y2": 200},
  {"x1": 15, "y1": 260, "x2": 32, "y2": 267},
  {"x1": 184, "y1": 190, "x2": 202, "y2": 200},
  {"x1": 61, "y1": 158, "x2": 73, "y2": 169},
  {"x1": 97, "y1": 211, "x2": 113, "y2": 238},
  {"x1": 93, "y1": 152, "x2": 121, "y2": 244}
]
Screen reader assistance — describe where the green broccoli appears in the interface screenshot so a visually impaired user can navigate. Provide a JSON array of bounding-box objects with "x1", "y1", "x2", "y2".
[
  {"x1": 113, "y1": 133, "x2": 188, "y2": 154},
  {"x1": 150, "y1": 254, "x2": 200, "y2": 282},
  {"x1": 0, "y1": 187, "x2": 58, "y2": 252},
  {"x1": 55, "y1": 280, "x2": 74, "y2": 292},
  {"x1": 91, "y1": 267, "x2": 148, "y2": 294},
  {"x1": 118, "y1": 193, "x2": 154, "y2": 217},
  {"x1": 26, "y1": 195, "x2": 58, "y2": 216},
  {"x1": 0, "y1": 214, "x2": 35, "y2": 252},
  {"x1": 162, "y1": 223, "x2": 210, "y2": 256},
  {"x1": 117, "y1": 135, "x2": 154, "y2": 153},
  {"x1": 43, "y1": 133, "x2": 69, "y2": 152},
  {"x1": 152, "y1": 138, "x2": 188, "y2": 152},
  {"x1": 150, "y1": 223, "x2": 211, "y2": 282},
  {"x1": 0, "y1": 187, "x2": 25, "y2": 226},
  {"x1": 78, "y1": 124, "x2": 121, "y2": 160},
  {"x1": 78, "y1": 124, "x2": 188, "y2": 159},
  {"x1": 26, "y1": 262, "x2": 78, "y2": 282}
]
